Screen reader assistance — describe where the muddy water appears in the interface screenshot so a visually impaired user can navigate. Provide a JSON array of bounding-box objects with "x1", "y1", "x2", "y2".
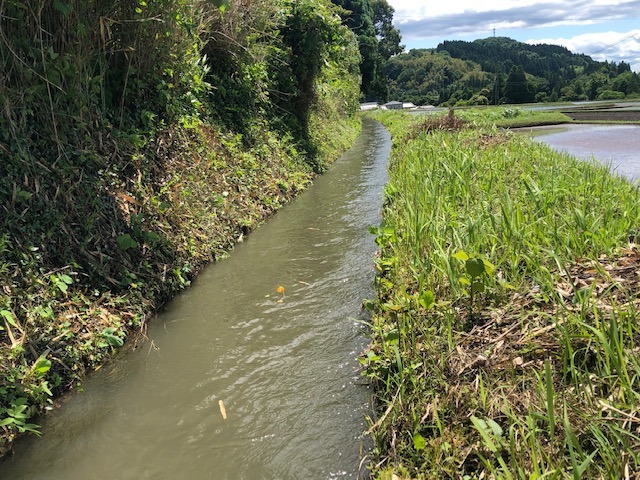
[
  {"x1": 525, "y1": 124, "x2": 640, "y2": 181},
  {"x1": 0, "y1": 119, "x2": 391, "y2": 480}
]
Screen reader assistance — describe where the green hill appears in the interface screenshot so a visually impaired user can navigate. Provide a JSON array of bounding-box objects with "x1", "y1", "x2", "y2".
[{"x1": 387, "y1": 37, "x2": 639, "y2": 106}]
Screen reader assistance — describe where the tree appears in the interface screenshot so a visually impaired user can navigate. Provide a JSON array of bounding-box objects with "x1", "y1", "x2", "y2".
[
  {"x1": 612, "y1": 71, "x2": 640, "y2": 96},
  {"x1": 503, "y1": 65, "x2": 533, "y2": 103},
  {"x1": 331, "y1": 0, "x2": 401, "y2": 101},
  {"x1": 371, "y1": 0, "x2": 403, "y2": 59},
  {"x1": 331, "y1": 0, "x2": 375, "y2": 36},
  {"x1": 368, "y1": 0, "x2": 402, "y2": 101},
  {"x1": 281, "y1": 0, "x2": 360, "y2": 148},
  {"x1": 331, "y1": 0, "x2": 376, "y2": 98}
]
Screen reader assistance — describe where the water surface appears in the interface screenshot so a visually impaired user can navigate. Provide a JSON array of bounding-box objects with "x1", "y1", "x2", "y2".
[{"x1": 525, "y1": 124, "x2": 640, "y2": 181}]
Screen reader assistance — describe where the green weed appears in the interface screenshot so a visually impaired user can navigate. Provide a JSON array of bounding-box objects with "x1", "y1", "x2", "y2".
[{"x1": 364, "y1": 109, "x2": 640, "y2": 478}]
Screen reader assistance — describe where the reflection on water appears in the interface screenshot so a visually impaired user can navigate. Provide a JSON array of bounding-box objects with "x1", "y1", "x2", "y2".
[
  {"x1": 0, "y1": 119, "x2": 392, "y2": 480},
  {"x1": 524, "y1": 124, "x2": 640, "y2": 182}
]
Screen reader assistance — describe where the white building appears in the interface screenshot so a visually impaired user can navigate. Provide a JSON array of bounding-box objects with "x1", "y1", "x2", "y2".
[{"x1": 383, "y1": 101, "x2": 403, "y2": 110}]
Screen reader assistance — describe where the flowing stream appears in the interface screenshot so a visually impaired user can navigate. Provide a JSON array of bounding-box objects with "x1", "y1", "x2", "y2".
[{"x1": 0, "y1": 119, "x2": 392, "y2": 480}]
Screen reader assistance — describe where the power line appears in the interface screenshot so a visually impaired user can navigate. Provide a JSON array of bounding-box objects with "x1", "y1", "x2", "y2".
[{"x1": 591, "y1": 32, "x2": 639, "y2": 54}]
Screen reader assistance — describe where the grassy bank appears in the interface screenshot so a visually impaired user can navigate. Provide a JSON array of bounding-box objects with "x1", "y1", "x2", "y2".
[
  {"x1": 364, "y1": 109, "x2": 640, "y2": 478},
  {"x1": 0, "y1": 0, "x2": 361, "y2": 455},
  {"x1": 454, "y1": 107, "x2": 573, "y2": 129},
  {"x1": 454, "y1": 105, "x2": 640, "y2": 127}
]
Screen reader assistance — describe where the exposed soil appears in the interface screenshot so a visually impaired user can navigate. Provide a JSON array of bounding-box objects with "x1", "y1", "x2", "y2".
[
  {"x1": 453, "y1": 245, "x2": 640, "y2": 381},
  {"x1": 561, "y1": 108, "x2": 640, "y2": 123}
]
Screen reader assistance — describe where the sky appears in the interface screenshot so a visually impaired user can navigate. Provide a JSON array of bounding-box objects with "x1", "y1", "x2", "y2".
[{"x1": 386, "y1": 0, "x2": 640, "y2": 71}]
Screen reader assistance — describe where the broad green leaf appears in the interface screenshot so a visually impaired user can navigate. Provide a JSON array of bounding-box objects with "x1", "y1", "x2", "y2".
[
  {"x1": 466, "y1": 258, "x2": 485, "y2": 278},
  {"x1": 384, "y1": 331, "x2": 400, "y2": 343},
  {"x1": 413, "y1": 432, "x2": 426, "y2": 451},
  {"x1": 383, "y1": 302, "x2": 403, "y2": 312},
  {"x1": 0, "y1": 310, "x2": 17, "y2": 327},
  {"x1": 15, "y1": 189, "x2": 32, "y2": 201},
  {"x1": 17, "y1": 423, "x2": 41, "y2": 434},
  {"x1": 143, "y1": 231, "x2": 160, "y2": 244},
  {"x1": 33, "y1": 357, "x2": 51, "y2": 375},
  {"x1": 48, "y1": 46, "x2": 59, "y2": 60},
  {"x1": 498, "y1": 279, "x2": 516, "y2": 290},
  {"x1": 486, "y1": 418, "x2": 503, "y2": 437},
  {"x1": 419, "y1": 290, "x2": 435, "y2": 309},
  {"x1": 0, "y1": 417, "x2": 14, "y2": 427},
  {"x1": 452, "y1": 250, "x2": 469, "y2": 262},
  {"x1": 471, "y1": 280, "x2": 485, "y2": 294},
  {"x1": 366, "y1": 351, "x2": 382, "y2": 361},
  {"x1": 117, "y1": 234, "x2": 138, "y2": 251},
  {"x1": 54, "y1": 279, "x2": 68, "y2": 293},
  {"x1": 103, "y1": 333, "x2": 124, "y2": 347},
  {"x1": 7, "y1": 405, "x2": 27, "y2": 419},
  {"x1": 481, "y1": 258, "x2": 496, "y2": 276}
]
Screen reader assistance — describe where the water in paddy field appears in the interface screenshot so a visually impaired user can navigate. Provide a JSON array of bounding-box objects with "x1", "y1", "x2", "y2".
[
  {"x1": 524, "y1": 124, "x2": 640, "y2": 182},
  {"x1": 0, "y1": 119, "x2": 392, "y2": 480}
]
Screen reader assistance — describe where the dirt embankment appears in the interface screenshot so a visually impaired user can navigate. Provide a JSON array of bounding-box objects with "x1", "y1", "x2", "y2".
[{"x1": 561, "y1": 104, "x2": 640, "y2": 123}]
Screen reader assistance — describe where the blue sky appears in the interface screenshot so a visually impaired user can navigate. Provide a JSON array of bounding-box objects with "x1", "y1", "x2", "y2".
[{"x1": 386, "y1": 0, "x2": 640, "y2": 71}]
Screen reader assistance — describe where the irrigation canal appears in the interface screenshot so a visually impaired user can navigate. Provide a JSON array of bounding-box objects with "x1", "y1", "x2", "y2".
[
  {"x1": 0, "y1": 119, "x2": 392, "y2": 480},
  {"x1": 5, "y1": 117, "x2": 637, "y2": 480}
]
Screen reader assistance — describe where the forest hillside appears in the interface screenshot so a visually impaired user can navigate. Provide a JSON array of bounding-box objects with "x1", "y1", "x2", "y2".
[{"x1": 387, "y1": 37, "x2": 639, "y2": 106}]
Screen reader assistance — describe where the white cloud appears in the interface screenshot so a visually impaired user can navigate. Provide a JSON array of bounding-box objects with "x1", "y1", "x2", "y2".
[
  {"x1": 389, "y1": 0, "x2": 640, "y2": 25},
  {"x1": 387, "y1": 0, "x2": 640, "y2": 69},
  {"x1": 391, "y1": 1, "x2": 640, "y2": 36},
  {"x1": 530, "y1": 30, "x2": 640, "y2": 70},
  {"x1": 391, "y1": 0, "x2": 538, "y2": 20}
]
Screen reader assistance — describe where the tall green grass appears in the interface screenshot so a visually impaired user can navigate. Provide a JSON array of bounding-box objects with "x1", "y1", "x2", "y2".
[{"x1": 364, "y1": 110, "x2": 640, "y2": 478}]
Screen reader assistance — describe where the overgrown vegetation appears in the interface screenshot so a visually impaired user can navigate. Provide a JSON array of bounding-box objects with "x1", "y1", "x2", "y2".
[
  {"x1": 364, "y1": 109, "x2": 640, "y2": 478},
  {"x1": 0, "y1": 0, "x2": 361, "y2": 454},
  {"x1": 386, "y1": 37, "x2": 639, "y2": 106},
  {"x1": 330, "y1": 0, "x2": 403, "y2": 102}
]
